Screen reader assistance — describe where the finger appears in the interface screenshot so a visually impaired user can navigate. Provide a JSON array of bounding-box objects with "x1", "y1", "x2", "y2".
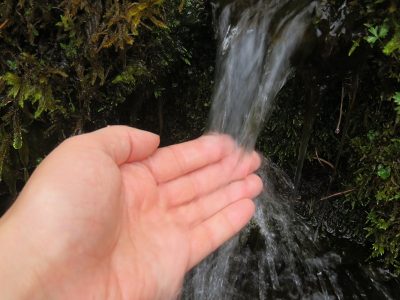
[
  {"x1": 72, "y1": 125, "x2": 160, "y2": 165},
  {"x1": 143, "y1": 134, "x2": 235, "y2": 183},
  {"x1": 160, "y1": 150, "x2": 261, "y2": 207},
  {"x1": 187, "y1": 198, "x2": 255, "y2": 270},
  {"x1": 173, "y1": 174, "x2": 263, "y2": 228}
]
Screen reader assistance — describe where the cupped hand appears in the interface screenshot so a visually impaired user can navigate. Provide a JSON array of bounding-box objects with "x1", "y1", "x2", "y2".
[{"x1": 0, "y1": 126, "x2": 262, "y2": 300}]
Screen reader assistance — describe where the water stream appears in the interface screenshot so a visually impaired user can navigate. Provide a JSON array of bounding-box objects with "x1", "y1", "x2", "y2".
[
  {"x1": 207, "y1": 0, "x2": 312, "y2": 149},
  {"x1": 182, "y1": 0, "x2": 399, "y2": 299},
  {"x1": 183, "y1": 159, "x2": 399, "y2": 299}
]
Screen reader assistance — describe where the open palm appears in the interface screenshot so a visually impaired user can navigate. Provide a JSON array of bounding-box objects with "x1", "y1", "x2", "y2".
[{"x1": 0, "y1": 126, "x2": 262, "y2": 299}]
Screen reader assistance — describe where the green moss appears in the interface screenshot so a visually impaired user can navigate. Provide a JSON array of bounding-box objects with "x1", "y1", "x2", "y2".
[{"x1": 0, "y1": 0, "x2": 213, "y2": 203}]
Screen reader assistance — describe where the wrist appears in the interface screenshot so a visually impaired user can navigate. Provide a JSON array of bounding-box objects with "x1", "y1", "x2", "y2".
[{"x1": 0, "y1": 213, "x2": 46, "y2": 299}]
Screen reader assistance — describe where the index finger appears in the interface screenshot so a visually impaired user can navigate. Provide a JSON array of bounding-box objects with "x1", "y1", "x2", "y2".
[{"x1": 143, "y1": 134, "x2": 236, "y2": 183}]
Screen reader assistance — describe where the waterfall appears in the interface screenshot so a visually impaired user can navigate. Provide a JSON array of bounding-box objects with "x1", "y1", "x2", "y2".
[
  {"x1": 207, "y1": 0, "x2": 313, "y2": 149},
  {"x1": 182, "y1": 1, "x2": 398, "y2": 299}
]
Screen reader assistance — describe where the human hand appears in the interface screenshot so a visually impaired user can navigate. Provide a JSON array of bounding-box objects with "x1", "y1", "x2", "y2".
[{"x1": 0, "y1": 126, "x2": 262, "y2": 299}]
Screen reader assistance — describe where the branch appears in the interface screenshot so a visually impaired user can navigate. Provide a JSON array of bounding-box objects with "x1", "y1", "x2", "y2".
[
  {"x1": 313, "y1": 149, "x2": 335, "y2": 170},
  {"x1": 320, "y1": 189, "x2": 356, "y2": 201}
]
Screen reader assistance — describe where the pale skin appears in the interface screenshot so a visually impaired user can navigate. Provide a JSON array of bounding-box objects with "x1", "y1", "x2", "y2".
[{"x1": 0, "y1": 126, "x2": 263, "y2": 300}]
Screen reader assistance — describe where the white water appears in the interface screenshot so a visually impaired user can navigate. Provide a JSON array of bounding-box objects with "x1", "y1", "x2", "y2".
[
  {"x1": 183, "y1": 159, "x2": 346, "y2": 299},
  {"x1": 208, "y1": 0, "x2": 312, "y2": 149},
  {"x1": 182, "y1": 1, "x2": 398, "y2": 299}
]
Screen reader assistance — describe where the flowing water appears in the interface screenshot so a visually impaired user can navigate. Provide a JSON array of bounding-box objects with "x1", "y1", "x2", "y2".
[
  {"x1": 182, "y1": 0, "x2": 399, "y2": 299},
  {"x1": 207, "y1": 0, "x2": 312, "y2": 149},
  {"x1": 183, "y1": 160, "x2": 399, "y2": 299}
]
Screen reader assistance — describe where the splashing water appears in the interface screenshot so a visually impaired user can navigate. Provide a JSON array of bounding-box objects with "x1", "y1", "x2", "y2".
[
  {"x1": 183, "y1": 160, "x2": 344, "y2": 299},
  {"x1": 183, "y1": 159, "x2": 398, "y2": 299},
  {"x1": 183, "y1": 1, "x2": 399, "y2": 299},
  {"x1": 208, "y1": 0, "x2": 312, "y2": 149}
]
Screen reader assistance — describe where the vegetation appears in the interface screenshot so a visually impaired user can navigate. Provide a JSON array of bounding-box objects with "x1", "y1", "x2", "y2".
[
  {"x1": 0, "y1": 0, "x2": 399, "y2": 275},
  {"x1": 0, "y1": 0, "x2": 214, "y2": 211},
  {"x1": 259, "y1": 0, "x2": 400, "y2": 273},
  {"x1": 347, "y1": 0, "x2": 400, "y2": 272}
]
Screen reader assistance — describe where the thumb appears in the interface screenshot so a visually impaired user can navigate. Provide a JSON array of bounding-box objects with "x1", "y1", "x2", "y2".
[{"x1": 81, "y1": 125, "x2": 160, "y2": 165}]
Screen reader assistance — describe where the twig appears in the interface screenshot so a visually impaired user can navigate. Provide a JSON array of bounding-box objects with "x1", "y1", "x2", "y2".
[
  {"x1": 320, "y1": 189, "x2": 356, "y2": 201},
  {"x1": 0, "y1": 19, "x2": 9, "y2": 31},
  {"x1": 335, "y1": 83, "x2": 345, "y2": 134},
  {"x1": 314, "y1": 149, "x2": 335, "y2": 170}
]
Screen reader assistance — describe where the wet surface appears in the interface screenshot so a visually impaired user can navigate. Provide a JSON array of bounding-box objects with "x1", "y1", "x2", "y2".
[
  {"x1": 183, "y1": 160, "x2": 400, "y2": 299},
  {"x1": 183, "y1": 0, "x2": 399, "y2": 298}
]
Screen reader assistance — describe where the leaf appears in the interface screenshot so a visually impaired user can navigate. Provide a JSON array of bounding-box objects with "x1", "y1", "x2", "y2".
[
  {"x1": 377, "y1": 164, "x2": 391, "y2": 180},
  {"x1": 368, "y1": 26, "x2": 379, "y2": 38},
  {"x1": 13, "y1": 127, "x2": 23, "y2": 150},
  {"x1": 349, "y1": 39, "x2": 360, "y2": 56},
  {"x1": 378, "y1": 24, "x2": 389, "y2": 39},
  {"x1": 393, "y1": 92, "x2": 400, "y2": 121},
  {"x1": 2, "y1": 72, "x2": 19, "y2": 85},
  {"x1": 364, "y1": 24, "x2": 389, "y2": 45},
  {"x1": 383, "y1": 33, "x2": 400, "y2": 55},
  {"x1": 377, "y1": 218, "x2": 390, "y2": 230},
  {"x1": 57, "y1": 15, "x2": 74, "y2": 31},
  {"x1": 6, "y1": 60, "x2": 18, "y2": 70},
  {"x1": 126, "y1": 3, "x2": 149, "y2": 19},
  {"x1": 182, "y1": 57, "x2": 191, "y2": 65},
  {"x1": 365, "y1": 35, "x2": 378, "y2": 44},
  {"x1": 367, "y1": 130, "x2": 378, "y2": 141},
  {"x1": 8, "y1": 84, "x2": 21, "y2": 99},
  {"x1": 34, "y1": 101, "x2": 46, "y2": 119},
  {"x1": 130, "y1": 16, "x2": 141, "y2": 35},
  {"x1": 149, "y1": 16, "x2": 168, "y2": 29},
  {"x1": 393, "y1": 92, "x2": 400, "y2": 104},
  {"x1": 373, "y1": 242, "x2": 385, "y2": 256},
  {"x1": 2, "y1": 72, "x2": 21, "y2": 99},
  {"x1": 178, "y1": 0, "x2": 185, "y2": 13},
  {"x1": 49, "y1": 68, "x2": 69, "y2": 78},
  {"x1": 376, "y1": 190, "x2": 387, "y2": 201}
]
